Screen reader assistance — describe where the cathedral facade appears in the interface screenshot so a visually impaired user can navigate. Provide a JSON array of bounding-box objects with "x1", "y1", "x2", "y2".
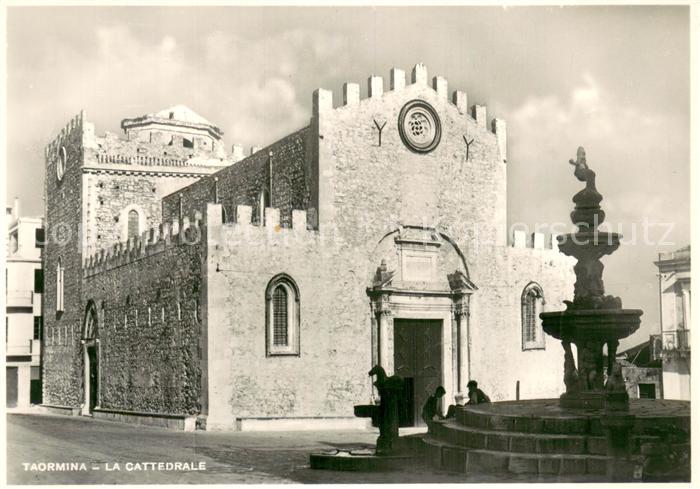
[{"x1": 42, "y1": 64, "x2": 575, "y2": 430}]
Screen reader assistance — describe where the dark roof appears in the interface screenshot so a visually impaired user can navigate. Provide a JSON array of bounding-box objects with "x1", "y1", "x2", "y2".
[{"x1": 618, "y1": 340, "x2": 661, "y2": 368}]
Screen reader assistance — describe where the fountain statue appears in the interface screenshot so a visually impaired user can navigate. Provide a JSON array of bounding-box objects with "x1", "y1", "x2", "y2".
[{"x1": 540, "y1": 147, "x2": 642, "y2": 410}]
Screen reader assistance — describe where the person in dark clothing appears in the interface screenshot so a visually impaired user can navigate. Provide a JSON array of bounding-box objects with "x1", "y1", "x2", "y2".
[
  {"x1": 421, "y1": 386, "x2": 446, "y2": 425},
  {"x1": 466, "y1": 380, "x2": 491, "y2": 404}
]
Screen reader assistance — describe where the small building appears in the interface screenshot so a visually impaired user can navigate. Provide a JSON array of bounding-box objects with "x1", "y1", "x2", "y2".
[
  {"x1": 617, "y1": 339, "x2": 663, "y2": 400},
  {"x1": 652, "y1": 246, "x2": 691, "y2": 400},
  {"x1": 5, "y1": 199, "x2": 44, "y2": 407}
]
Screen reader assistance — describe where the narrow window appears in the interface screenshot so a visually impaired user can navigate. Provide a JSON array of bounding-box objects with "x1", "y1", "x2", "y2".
[
  {"x1": 124, "y1": 296, "x2": 131, "y2": 328},
  {"x1": 34, "y1": 269, "x2": 44, "y2": 294},
  {"x1": 35, "y1": 228, "x2": 45, "y2": 248},
  {"x1": 56, "y1": 259, "x2": 64, "y2": 312},
  {"x1": 257, "y1": 189, "x2": 270, "y2": 225},
  {"x1": 272, "y1": 286, "x2": 288, "y2": 346},
  {"x1": 33, "y1": 316, "x2": 43, "y2": 340},
  {"x1": 127, "y1": 210, "x2": 140, "y2": 239},
  {"x1": 521, "y1": 282, "x2": 545, "y2": 350},
  {"x1": 265, "y1": 274, "x2": 300, "y2": 356}
]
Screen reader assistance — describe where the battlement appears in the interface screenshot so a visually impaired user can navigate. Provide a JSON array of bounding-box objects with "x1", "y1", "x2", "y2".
[
  {"x1": 83, "y1": 211, "x2": 204, "y2": 278},
  {"x1": 207, "y1": 203, "x2": 320, "y2": 249},
  {"x1": 213, "y1": 203, "x2": 313, "y2": 232},
  {"x1": 46, "y1": 108, "x2": 265, "y2": 168},
  {"x1": 312, "y1": 63, "x2": 507, "y2": 160},
  {"x1": 511, "y1": 230, "x2": 561, "y2": 251},
  {"x1": 45, "y1": 111, "x2": 86, "y2": 159}
]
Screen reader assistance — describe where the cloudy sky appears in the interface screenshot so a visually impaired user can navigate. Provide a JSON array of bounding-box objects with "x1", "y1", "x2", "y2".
[{"x1": 5, "y1": 6, "x2": 690, "y2": 348}]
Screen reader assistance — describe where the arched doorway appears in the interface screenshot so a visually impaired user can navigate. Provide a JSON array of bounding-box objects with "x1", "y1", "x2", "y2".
[
  {"x1": 366, "y1": 226, "x2": 478, "y2": 426},
  {"x1": 81, "y1": 301, "x2": 100, "y2": 415}
]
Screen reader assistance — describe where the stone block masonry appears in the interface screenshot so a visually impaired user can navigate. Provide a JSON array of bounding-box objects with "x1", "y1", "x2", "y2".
[
  {"x1": 42, "y1": 107, "x2": 233, "y2": 412},
  {"x1": 162, "y1": 128, "x2": 310, "y2": 228},
  {"x1": 43, "y1": 113, "x2": 89, "y2": 407},
  {"x1": 82, "y1": 213, "x2": 206, "y2": 415}
]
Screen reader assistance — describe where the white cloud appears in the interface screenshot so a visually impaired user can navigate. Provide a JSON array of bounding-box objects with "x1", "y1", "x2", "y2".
[{"x1": 505, "y1": 74, "x2": 689, "y2": 348}]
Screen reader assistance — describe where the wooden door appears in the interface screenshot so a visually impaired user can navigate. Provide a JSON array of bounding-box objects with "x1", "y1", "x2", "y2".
[
  {"x1": 393, "y1": 319, "x2": 442, "y2": 427},
  {"x1": 88, "y1": 346, "x2": 98, "y2": 411}
]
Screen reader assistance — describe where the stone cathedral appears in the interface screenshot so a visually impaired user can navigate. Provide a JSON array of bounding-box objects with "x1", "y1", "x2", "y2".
[{"x1": 41, "y1": 64, "x2": 575, "y2": 431}]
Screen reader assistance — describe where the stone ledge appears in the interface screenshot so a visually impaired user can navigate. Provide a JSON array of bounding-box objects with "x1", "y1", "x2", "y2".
[
  {"x1": 206, "y1": 416, "x2": 370, "y2": 432},
  {"x1": 39, "y1": 404, "x2": 81, "y2": 416},
  {"x1": 91, "y1": 408, "x2": 197, "y2": 431}
]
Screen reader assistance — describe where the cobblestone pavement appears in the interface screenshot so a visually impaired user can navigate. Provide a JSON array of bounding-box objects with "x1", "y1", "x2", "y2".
[{"x1": 7, "y1": 412, "x2": 612, "y2": 484}]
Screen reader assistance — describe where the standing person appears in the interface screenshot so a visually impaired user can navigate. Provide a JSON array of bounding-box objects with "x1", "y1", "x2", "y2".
[
  {"x1": 421, "y1": 386, "x2": 446, "y2": 425},
  {"x1": 466, "y1": 380, "x2": 491, "y2": 405}
]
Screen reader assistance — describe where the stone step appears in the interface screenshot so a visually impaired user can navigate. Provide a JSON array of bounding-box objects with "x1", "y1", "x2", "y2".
[
  {"x1": 433, "y1": 419, "x2": 661, "y2": 456},
  {"x1": 456, "y1": 400, "x2": 690, "y2": 437},
  {"x1": 432, "y1": 419, "x2": 602, "y2": 455},
  {"x1": 422, "y1": 436, "x2": 613, "y2": 476},
  {"x1": 457, "y1": 405, "x2": 599, "y2": 435}
]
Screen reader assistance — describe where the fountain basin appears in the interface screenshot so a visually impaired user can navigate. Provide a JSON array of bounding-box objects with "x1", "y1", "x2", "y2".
[
  {"x1": 354, "y1": 404, "x2": 378, "y2": 418},
  {"x1": 541, "y1": 309, "x2": 642, "y2": 343}
]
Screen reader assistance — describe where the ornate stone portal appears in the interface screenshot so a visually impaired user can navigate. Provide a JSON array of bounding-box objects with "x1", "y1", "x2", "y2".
[{"x1": 540, "y1": 147, "x2": 643, "y2": 410}]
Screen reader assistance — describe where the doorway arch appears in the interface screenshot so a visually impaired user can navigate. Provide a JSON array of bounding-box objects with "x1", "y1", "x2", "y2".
[{"x1": 81, "y1": 301, "x2": 100, "y2": 415}]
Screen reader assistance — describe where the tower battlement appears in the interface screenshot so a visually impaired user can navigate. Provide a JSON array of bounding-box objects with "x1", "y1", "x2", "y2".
[
  {"x1": 311, "y1": 63, "x2": 507, "y2": 162},
  {"x1": 45, "y1": 111, "x2": 86, "y2": 161}
]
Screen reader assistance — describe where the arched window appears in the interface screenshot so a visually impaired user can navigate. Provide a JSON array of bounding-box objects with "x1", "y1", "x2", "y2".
[
  {"x1": 522, "y1": 282, "x2": 545, "y2": 350},
  {"x1": 272, "y1": 286, "x2": 288, "y2": 346},
  {"x1": 83, "y1": 301, "x2": 98, "y2": 340},
  {"x1": 127, "y1": 210, "x2": 140, "y2": 239},
  {"x1": 265, "y1": 274, "x2": 300, "y2": 356},
  {"x1": 56, "y1": 258, "x2": 64, "y2": 313}
]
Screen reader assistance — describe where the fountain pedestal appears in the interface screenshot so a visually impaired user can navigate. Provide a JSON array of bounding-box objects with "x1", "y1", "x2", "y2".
[{"x1": 541, "y1": 308, "x2": 641, "y2": 409}]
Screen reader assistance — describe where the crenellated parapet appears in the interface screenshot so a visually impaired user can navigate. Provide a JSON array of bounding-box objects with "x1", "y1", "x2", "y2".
[
  {"x1": 45, "y1": 111, "x2": 86, "y2": 161},
  {"x1": 312, "y1": 63, "x2": 507, "y2": 162},
  {"x1": 82, "y1": 211, "x2": 204, "y2": 278},
  {"x1": 84, "y1": 203, "x2": 320, "y2": 278},
  {"x1": 206, "y1": 203, "x2": 321, "y2": 250},
  {"x1": 511, "y1": 229, "x2": 563, "y2": 251}
]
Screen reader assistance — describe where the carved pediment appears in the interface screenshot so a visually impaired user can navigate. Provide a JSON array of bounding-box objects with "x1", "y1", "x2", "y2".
[
  {"x1": 447, "y1": 269, "x2": 478, "y2": 293},
  {"x1": 372, "y1": 259, "x2": 396, "y2": 288}
]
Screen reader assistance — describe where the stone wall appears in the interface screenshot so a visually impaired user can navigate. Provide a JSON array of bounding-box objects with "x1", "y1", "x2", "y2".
[
  {"x1": 82, "y1": 217, "x2": 206, "y2": 415},
  {"x1": 161, "y1": 128, "x2": 310, "y2": 227},
  {"x1": 622, "y1": 365, "x2": 662, "y2": 399},
  {"x1": 312, "y1": 64, "x2": 508, "y2": 253},
  {"x1": 468, "y1": 244, "x2": 575, "y2": 401},
  {"x1": 42, "y1": 113, "x2": 87, "y2": 407},
  {"x1": 42, "y1": 110, "x2": 227, "y2": 410},
  {"x1": 82, "y1": 171, "x2": 203, "y2": 255},
  {"x1": 204, "y1": 204, "x2": 373, "y2": 429}
]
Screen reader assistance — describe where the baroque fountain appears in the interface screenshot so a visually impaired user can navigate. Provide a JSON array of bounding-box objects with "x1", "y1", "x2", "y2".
[{"x1": 540, "y1": 147, "x2": 642, "y2": 410}]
